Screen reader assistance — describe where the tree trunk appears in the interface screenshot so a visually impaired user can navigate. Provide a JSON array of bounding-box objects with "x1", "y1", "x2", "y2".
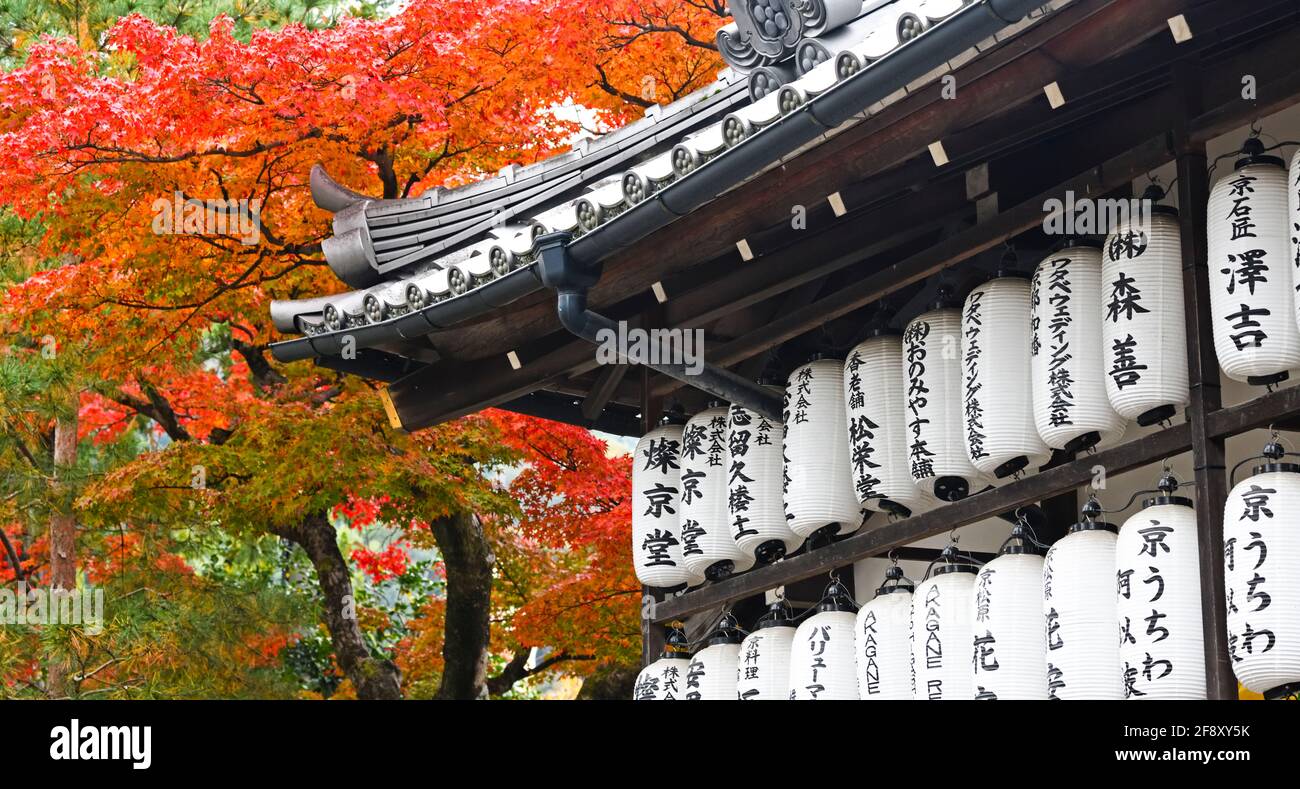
[
  {"x1": 428, "y1": 510, "x2": 494, "y2": 699},
  {"x1": 277, "y1": 513, "x2": 402, "y2": 700},
  {"x1": 47, "y1": 412, "x2": 78, "y2": 698}
]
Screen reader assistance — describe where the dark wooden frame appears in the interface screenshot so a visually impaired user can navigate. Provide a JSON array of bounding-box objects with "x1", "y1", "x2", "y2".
[{"x1": 638, "y1": 10, "x2": 1300, "y2": 701}]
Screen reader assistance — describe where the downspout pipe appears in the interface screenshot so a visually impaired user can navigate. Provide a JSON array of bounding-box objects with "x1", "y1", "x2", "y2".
[{"x1": 537, "y1": 232, "x2": 784, "y2": 420}]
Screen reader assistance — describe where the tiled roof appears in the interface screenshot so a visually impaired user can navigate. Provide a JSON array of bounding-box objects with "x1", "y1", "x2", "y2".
[{"x1": 269, "y1": 0, "x2": 1037, "y2": 364}]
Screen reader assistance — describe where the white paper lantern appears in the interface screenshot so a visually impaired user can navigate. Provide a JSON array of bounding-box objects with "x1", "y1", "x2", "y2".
[
  {"x1": 970, "y1": 540, "x2": 1047, "y2": 699},
  {"x1": 728, "y1": 393, "x2": 804, "y2": 564},
  {"x1": 789, "y1": 581, "x2": 859, "y2": 699},
  {"x1": 679, "y1": 405, "x2": 754, "y2": 581},
  {"x1": 844, "y1": 332, "x2": 925, "y2": 516},
  {"x1": 783, "y1": 358, "x2": 863, "y2": 540},
  {"x1": 686, "y1": 623, "x2": 744, "y2": 700},
  {"x1": 1207, "y1": 140, "x2": 1300, "y2": 385},
  {"x1": 961, "y1": 275, "x2": 1050, "y2": 480},
  {"x1": 903, "y1": 304, "x2": 985, "y2": 501},
  {"x1": 1224, "y1": 445, "x2": 1300, "y2": 697},
  {"x1": 1101, "y1": 196, "x2": 1189, "y2": 425},
  {"x1": 633, "y1": 628, "x2": 693, "y2": 700},
  {"x1": 856, "y1": 565, "x2": 914, "y2": 699},
  {"x1": 1042, "y1": 519, "x2": 1123, "y2": 699},
  {"x1": 1030, "y1": 244, "x2": 1126, "y2": 452},
  {"x1": 911, "y1": 554, "x2": 978, "y2": 699},
  {"x1": 632, "y1": 420, "x2": 700, "y2": 588},
  {"x1": 1292, "y1": 147, "x2": 1300, "y2": 339},
  {"x1": 738, "y1": 603, "x2": 796, "y2": 700},
  {"x1": 1116, "y1": 492, "x2": 1205, "y2": 699}
]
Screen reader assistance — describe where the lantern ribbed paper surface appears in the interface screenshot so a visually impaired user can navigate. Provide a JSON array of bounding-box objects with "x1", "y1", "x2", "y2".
[
  {"x1": 961, "y1": 277, "x2": 1049, "y2": 480},
  {"x1": 789, "y1": 611, "x2": 859, "y2": 699},
  {"x1": 680, "y1": 407, "x2": 753, "y2": 581},
  {"x1": 728, "y1": 399, "x2": 803, "y2": 563},
  {"x1": 844, "y1": 334, "x2": 924, "y2": 516},
  {"x1": 1206, "y1": 151, "x2": 1300, "y2": 384},
  {"x1": 783, "y1": 359, "x2": 863, "y2": 539},
  {"x1": 903, "y1": 308, "x2": 985, "y2": 502},
  {"x1": 1030, "y1": 247, "x2": 1126, "y2": 452},
  {"x1": 632, "y1": 424, "x2": 696, "y2": 588},
  {"x1": 686, "y1": 643, "x2": 741, "y2": 700},
  {"x1": 738, "y1": 622, "x2": 795, "y2": 700},
  {"x1": 1101, "y1": 209, "x2": 1189, "y2": 424},
  {"x1": 1116, "y1": 500, "x2": 1206, "y2": 699},
  {"x1": 633, "y1": 657, "x2": 691, "y2": 700},
  {"x1": 1293, "y1": 148, "x2": 1300, "y2": 338},
  {"x1": 911, "y1": 568, "x2": 977, "y2": 699},
  {"x1": 1043, "y1": 523, "x2": 1123, "y2": 699},
  {"x1": 971, "y1": 551, "x2": 1047, "y2": 699},
  {"x1": 1224, "y1": 466, "x2": 1300, "y2": 696},
  {"x1": 856, "y1": 589, "x2": 913, "y2": 699}
]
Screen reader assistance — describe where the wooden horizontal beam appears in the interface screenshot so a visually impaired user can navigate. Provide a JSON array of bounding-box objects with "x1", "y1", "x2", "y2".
[
  {"x1": 1208, "y1": 383, "x2": 1300, "y2": 440},
  {"x1": 653, "y1": 423, "x2": 1194, "y2": 621}
]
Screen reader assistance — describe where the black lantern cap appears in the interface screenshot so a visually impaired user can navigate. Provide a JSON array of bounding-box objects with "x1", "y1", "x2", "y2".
[
  {"x1": 1140, "y1": 183, "x2": 1180, "y2": 217},
  {"x1": 927, "y1": 543, "x2": 980, "y2": 578},
  {"x1": 1072, "y1": 496, "x2": 1119, "y2": 533},
  {"x1": 816, "y1": 577, "x2": 859, "y2": 614},
  {"x1": 661, "y1": 623, "x2": 690, "y2": 658},
  {"x1": 1236, "y1": 436, "x2": 1300, "y2": 480},
  {"x1": 701, "y1": 612, "x2": 746, "y2": 648},
  {"x1": 875, "y1": 563, "x2": 915, "y2": 596},
  {"x1": 1140, "y1": 471, "x2": 1193, "y2": 510},
  {"x1": 1235, "y1": 136, "x2": 1286, "y2": 170},
  {"x1": 754, "y1": 599, "x2": 796, "y2": 630},
  {"x1": 999, "y1": 523, "x2": 1046, "y2": 556}
]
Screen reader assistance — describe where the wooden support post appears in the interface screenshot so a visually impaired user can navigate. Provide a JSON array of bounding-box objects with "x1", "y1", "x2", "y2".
[
  {"x1": 1175, "y1": 62, "x2": 1235, "y2": 700},
  {"x1": 639, "y1": 346, "x2": 665, "y2": 667}
]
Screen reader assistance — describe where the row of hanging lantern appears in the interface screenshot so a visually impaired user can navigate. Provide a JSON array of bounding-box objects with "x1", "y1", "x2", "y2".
[
  {"x1": 634, "y1": 461, "x2": 1300, "y2": 700},
  {"x1": 632, "y1": 231, "x2": 1189, "y2": 591}
]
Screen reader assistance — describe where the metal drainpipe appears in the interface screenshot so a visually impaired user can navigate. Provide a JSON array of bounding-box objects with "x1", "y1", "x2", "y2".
[{"x1": 536, "y1": 232, "x2": 784, "y2": 420}]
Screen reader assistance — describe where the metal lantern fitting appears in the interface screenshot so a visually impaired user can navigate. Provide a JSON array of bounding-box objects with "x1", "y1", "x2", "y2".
[
  {"x1": 903, "y1": 291, "x2": 987, "y2": 502},
  {"x1": 728, "y1": 387, "x2": 804, "y2": 565},
  {"x1": 680, "y1": 404, "x2": 754, "y2": 581},
  {"x1": 1207, "y1": 136, "x2": 1300, "y2": 386},
  {"x1": 783, "y1": 356, "x2": 864, "y2": 542},
  {"x1": 911, "y1": 542, "x2": 980, "y2": 699},
  {"x1": 1115, "y1": 472, "x2": 1206, "y2": 699},
  {"x1": 970, "y1": 523, "x2": 1048, "y2": 699},
  {"x1": 686, "y1": 613, "x2": 746, "y2": 700},
  {"x1": 1030, "y1": 242, "x2": 1126, "y2": 453},
  {"x1": 1224, "y1": 438, "x2": 1300, "y2": 698},
  {"x1": 962, "y1": 272, "x2": 1050, "y2": 480},
  {"x1": 844, "y1": 329, "x2": 926, "y2": 517},
  {"x1": 738, "y1": 599, "x2": 797, "y2": 700},
  {"x1": 1042, "y1": 502, "x2": 1123, "y2": 699},
  {"x1": 1101, "y1": 185, "x2": 1190, "y2": 426},
  {"x1": 633, "y1": 624, "x2": 692, "y2": 700},
  {"x1": 789, "y1": 577, "x2": 861, "y2": 699},
  {"x1": 632, "y1": 416, "x2": 700, "y2": 588},
  {"x1": 856, "y1": 562, "x2": 915, "y2": 699}
]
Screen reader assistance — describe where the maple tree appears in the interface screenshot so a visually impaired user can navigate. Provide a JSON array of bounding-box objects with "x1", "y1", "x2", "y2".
[{"x1": 0, "y1": 0, "x2": 725, "y2": 699}]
